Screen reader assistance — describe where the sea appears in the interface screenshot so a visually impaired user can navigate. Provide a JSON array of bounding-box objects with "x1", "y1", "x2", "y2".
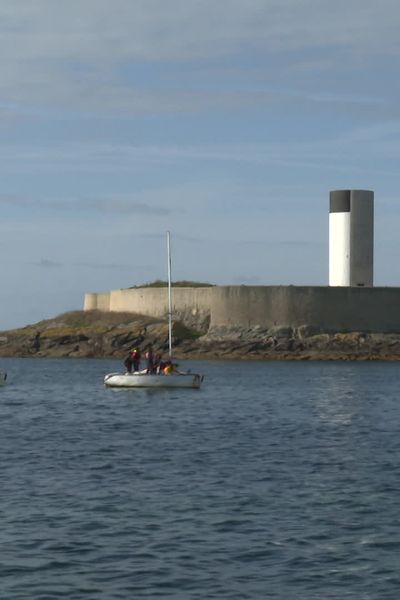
[{"x1": 0, "y1": 357, "x2": 400, "y2": 599}]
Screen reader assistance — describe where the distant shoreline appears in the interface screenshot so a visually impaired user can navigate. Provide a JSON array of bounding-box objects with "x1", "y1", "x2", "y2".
[{"x1": 1, "y1": 310, "x2": 400, "y2": 361}]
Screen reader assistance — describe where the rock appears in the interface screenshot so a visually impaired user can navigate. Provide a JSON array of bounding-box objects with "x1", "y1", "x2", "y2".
[
  {"x1": 267, "y1": 326, "x2": 293, "y2": 339},
  {"x1": 1, "y1": 309, "x2": 400, "y2": 361},
  {"x1": 296, "y1": 324, "x2": 322, "y2": 339}
]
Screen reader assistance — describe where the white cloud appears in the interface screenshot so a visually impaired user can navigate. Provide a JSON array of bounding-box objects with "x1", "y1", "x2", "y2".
[
  {"x1": 3, "y1": 0, "x2": 400, "y2": 61},
  {"x1": 31, "y1": 258, "x2": 63, "y2": 268},
  {"x1": 0, "y1": 0, "x2": 399, "y2": 112},
  {"x1": 0, "y1": 193, "x2": 172, "y2": 215},
  {"x1": 1, "y1": 119, "x2": 400, "y2": 175}
]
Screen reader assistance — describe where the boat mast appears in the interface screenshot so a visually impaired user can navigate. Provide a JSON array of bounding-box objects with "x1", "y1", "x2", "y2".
[{"x1": 167, "y1": 231, "x2": 172, "y2": 359}]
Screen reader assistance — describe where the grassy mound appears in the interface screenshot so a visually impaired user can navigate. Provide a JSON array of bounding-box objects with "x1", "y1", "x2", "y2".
[{"x1": 130, "y1": 280, "x2": 214, "y2": 289}]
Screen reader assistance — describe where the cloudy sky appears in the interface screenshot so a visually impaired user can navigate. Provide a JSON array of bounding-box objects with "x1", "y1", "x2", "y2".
[{"x1": 1, "y1": 0, "x2": 400, "y2": 329}]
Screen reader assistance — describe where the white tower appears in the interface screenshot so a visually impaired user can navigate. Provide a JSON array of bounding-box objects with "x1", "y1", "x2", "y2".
[{"x1": 329, "y1": 189, "x2": 374, "y2": 287}]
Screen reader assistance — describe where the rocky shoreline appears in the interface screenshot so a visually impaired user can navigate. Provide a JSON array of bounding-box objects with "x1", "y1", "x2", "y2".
[{"x1": 1, "y1": 310, "x2": 400, "y2": 361}]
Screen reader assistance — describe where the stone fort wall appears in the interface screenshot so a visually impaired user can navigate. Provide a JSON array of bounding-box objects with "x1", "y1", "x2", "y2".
[{"x1": 84, "y1": 285, "x2": 400, "y2": 334}]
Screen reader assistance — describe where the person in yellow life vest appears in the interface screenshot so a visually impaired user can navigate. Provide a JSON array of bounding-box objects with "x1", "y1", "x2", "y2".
[{"x1": 163, "y1": 360, "x2": 176, "y2": 375}]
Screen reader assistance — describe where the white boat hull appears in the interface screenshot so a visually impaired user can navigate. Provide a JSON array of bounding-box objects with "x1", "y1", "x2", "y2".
[{"x1": 104, "y1": 372, "x2": 202, "y2": 389}]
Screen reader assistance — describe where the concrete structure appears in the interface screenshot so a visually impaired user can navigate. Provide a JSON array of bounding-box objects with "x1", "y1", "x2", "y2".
[
  {"x1": 84, "y1": 292, "x2": 111, "y2": 312},
  {"x1": 84, "y1": 285, "x2": 400, "y2": 334},
  {"x1": 85, "y1": 187, "x2": 400, "y2": 336},
  {"x1": 84, "y1": 286, "x2": 213, "y2": 318},
  {"x1": 329, "y1": 189, "x2": 374, "y2": 287},
  {"x1": 84, "y1": 286, "x2": 213, "y2": 331},
  {"x1": 208, "y1": 286, "x2": 400, "y2": 333}
]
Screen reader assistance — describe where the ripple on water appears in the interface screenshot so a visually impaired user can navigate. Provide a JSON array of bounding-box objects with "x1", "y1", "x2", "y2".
[{"x1": 1, "y1": 358, "x2": 400, "y2": 598}]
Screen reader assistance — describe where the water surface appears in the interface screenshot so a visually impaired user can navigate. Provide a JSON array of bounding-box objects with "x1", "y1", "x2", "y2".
[{"x1": 0, "y1": 358, "x2": 399, "y2": 599}]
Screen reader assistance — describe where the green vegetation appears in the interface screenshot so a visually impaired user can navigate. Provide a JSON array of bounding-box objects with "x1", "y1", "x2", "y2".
[
  {"x1": 4, "y1": 310, "x2": 202, "y2": 340},
  {"x1": 8, "y1": 310, "x2": 158, "y2": 336},
  {"x1": 130, "y1": 280, "x2": 214, "y2": 289}
]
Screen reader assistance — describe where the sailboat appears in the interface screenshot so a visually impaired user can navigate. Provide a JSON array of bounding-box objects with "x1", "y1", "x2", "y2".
[
  {"x1": 0, "y1": 370, "x2": 7, "y2": 386},
  {"x1": 104, "y1": 232, "x2": 203, "y2": 389}
]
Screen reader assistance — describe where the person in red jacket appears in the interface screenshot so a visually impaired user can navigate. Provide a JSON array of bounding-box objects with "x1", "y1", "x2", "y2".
[
  {"x1": 124, "y1": 348, "x2": 141, "y2": 373},
  {"x1": 131, "y1": 348, "x2": 141, "y2": 372}
]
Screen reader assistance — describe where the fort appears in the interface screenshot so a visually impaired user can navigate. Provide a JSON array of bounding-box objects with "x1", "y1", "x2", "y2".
[
  {"x1": 83, "y1": 190, "x2": 400, "y2": 338},
  {"x1": 83, "y1": 284, "x2": 400, "y2": 336}
]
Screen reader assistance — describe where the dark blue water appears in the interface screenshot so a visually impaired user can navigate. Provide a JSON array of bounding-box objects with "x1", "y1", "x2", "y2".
[{"x1": 0, "y1": 358, "x2": 400, "y2": 599}]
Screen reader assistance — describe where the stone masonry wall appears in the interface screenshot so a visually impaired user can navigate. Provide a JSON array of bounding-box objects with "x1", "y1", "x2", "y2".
[{"x1": 84, "y1": 285, "x2": 400, "y2": 334}]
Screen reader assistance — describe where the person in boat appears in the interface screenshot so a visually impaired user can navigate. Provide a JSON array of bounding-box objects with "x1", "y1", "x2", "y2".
[
  {"x1": 153, "y1": 353, "x2": 162, "y2": 373},
  {"x1": 154, "y1": 354, "x2": 167, "y2": 374},
  {"x1": 123, "y1": 348, "x2": 141, "y2": 374},
  {"x1": 131, "y1": 347, "x2": 141, "y2": 372},
  {"x1": 163, "y1": 360, "x2": 186, "y2": 375},
  {"x1": 145, "y1": 344, "x2": 154, "y2": 373},
  {"x1": 163, "y1": 360, "x2": 177, "y2": 375},
  {"x1": 123, "y1": 351, "x2": 134, "y2": 374}
]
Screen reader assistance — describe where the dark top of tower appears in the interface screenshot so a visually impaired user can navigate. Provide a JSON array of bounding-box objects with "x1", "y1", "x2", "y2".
[
  {"x1": 330, "y1": 190, "x2": 350, "y2": 213},
  {"x1": 330, "y1": 190, "x2": 374, "y2": 213}
]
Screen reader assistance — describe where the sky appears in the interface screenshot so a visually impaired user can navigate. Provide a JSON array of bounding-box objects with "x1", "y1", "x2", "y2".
[{"x1": 1, "y1": 0, "x2": 400, "y2": 329}]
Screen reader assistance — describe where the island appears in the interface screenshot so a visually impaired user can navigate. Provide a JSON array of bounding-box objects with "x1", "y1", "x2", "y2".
[{"x1": 1, "y1": 309, "x2": 400, "y2": 361}]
